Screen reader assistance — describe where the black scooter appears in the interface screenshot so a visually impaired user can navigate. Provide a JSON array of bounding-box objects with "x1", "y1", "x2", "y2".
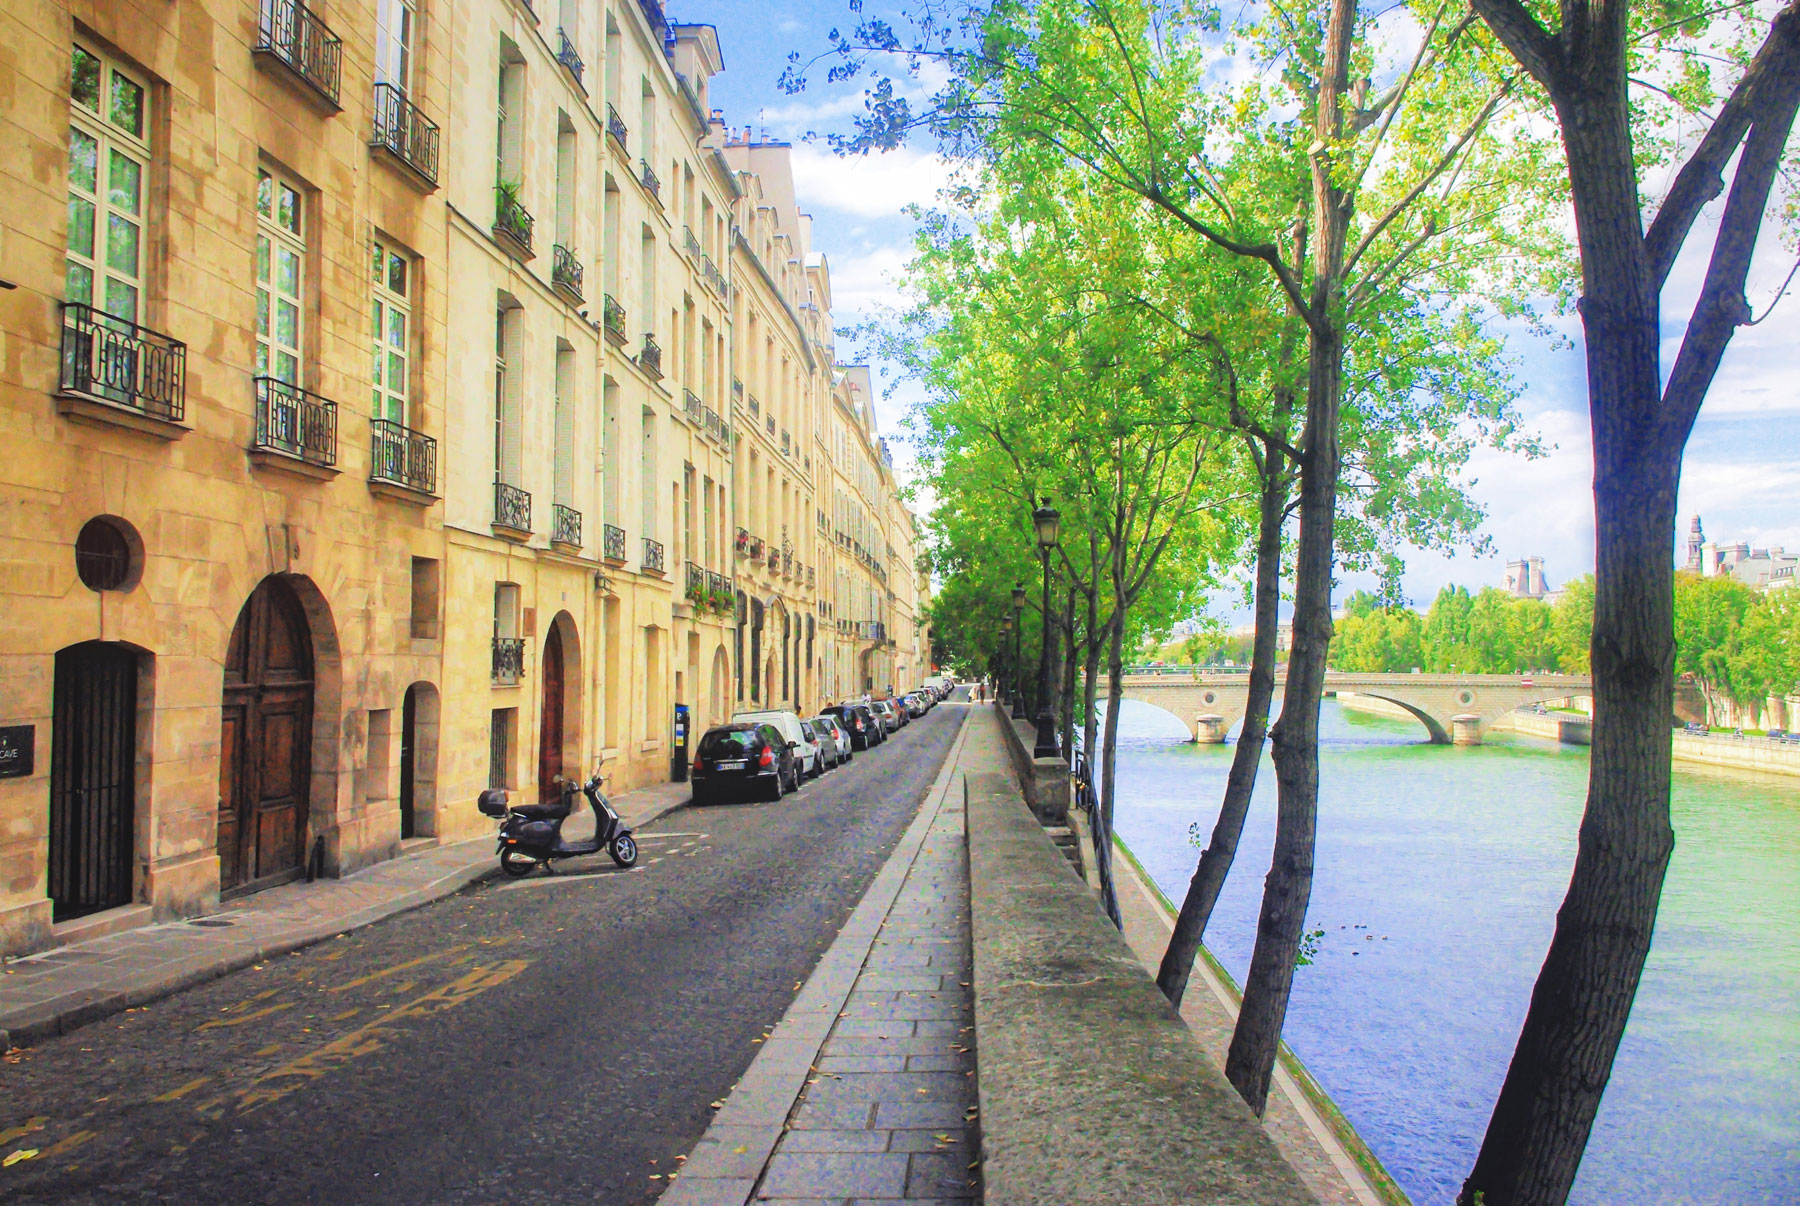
[{"x1": 478, "y1": 767, "x2": 639, "y2": 877}]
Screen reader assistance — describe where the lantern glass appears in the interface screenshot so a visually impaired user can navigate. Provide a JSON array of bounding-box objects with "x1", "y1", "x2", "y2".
[
  {"x1": 1011, "y1": 585, "x2": 1026, "y2": 610},
  {"x1": 1033, "y1": 502, "x2": 1060, "y2": 549}
]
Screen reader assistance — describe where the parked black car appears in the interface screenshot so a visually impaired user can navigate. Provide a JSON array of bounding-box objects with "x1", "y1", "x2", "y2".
[
  {"x1": 825, "y1": 703, "x2": 880, "y2": 750},
  {"x1": 690, "y1": 722, "x2": 800, "y2": 803}
]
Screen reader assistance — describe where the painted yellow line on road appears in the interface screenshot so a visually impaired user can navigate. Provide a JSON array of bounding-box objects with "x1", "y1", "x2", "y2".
[
  {"x1": 326, "y1": 1008, "x2": 360, "y2": 1022},
  {"x1": 326, "y1": 945, "x2": 467, "y2": 993},
  {"x1": 40, "y1": 1130, "x2": 95, "y2": 1159},
  {"x1": 195, "y1": 1002, "x2": 292, "y2": 1032},
  {"x1": 0, "y1": 1117, "x2": 47, "y2": 1145},
  {"x1": 198, "y1": 961, "x2": 530, "y2": 1120},
  {"x1": 150, "y1": 1078, "x2": 212, "y2": 1103}
]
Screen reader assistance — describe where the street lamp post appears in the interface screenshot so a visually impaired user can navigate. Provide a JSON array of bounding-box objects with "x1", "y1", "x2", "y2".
[
  {"x1": 1010, "y1": 585, "x2": 1027, "y2": 719},
  {"x1": 1031, "y1": 500, "x2": 1061, "y2": 757},
  {"x1": 998, "y1": 613, "x2": 1013, "y2": 706}
]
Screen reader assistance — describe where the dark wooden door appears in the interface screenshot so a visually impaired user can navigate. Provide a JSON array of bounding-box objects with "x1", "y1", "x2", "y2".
[
  {"x1": 219, "y1": 577, "x2": 314, "y2": 894},
  {"x1": 399, "y1": 686, "x2": 416, "y2": 840},
  {"x1": 538, "y1": 624, "x2": 564, "y2": 802},
  {"x1": 49, "y1": 642, "x2": 137, "y2": 921}
]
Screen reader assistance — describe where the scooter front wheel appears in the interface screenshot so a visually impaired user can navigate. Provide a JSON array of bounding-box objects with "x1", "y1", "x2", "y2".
[
  {"x1": 500, "y1": 847, "x2": 539, "y2": 878},
  {"x1": 609, "y1": 832, "x2": 639, "y2": 868}
]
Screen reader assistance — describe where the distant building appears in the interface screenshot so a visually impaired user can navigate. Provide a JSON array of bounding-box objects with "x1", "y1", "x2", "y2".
[
  {"x1": 1684, "y1": 515, "x2": 1798, "y2": 590},
  {"x1": 1502, "y1": 556, "x2": 1551, "y2": 599}
]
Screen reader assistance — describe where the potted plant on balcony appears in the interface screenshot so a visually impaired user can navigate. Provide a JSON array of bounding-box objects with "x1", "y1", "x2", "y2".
[{"x1": 710, "y1": 585, "x2": 735, "y2": 615}]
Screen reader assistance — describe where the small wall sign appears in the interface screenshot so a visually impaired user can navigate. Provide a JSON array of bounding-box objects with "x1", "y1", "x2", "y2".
[{"x1": 0, "y1": 726, "x2": 34, "y2": 779}]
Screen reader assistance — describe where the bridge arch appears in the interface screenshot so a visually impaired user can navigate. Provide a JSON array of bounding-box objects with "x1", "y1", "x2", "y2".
[{"x1": 1342, "y1": 693, "x2": 1452, "y2": 744}]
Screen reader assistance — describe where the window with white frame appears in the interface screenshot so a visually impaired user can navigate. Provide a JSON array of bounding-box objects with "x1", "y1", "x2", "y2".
[
  {"x1": 67, "y1": 43, "x2": 150, "y2": 323},
  {"x1": 256, "y1": 166, "x2": 306, "y2": 384},
  {"x1": 371, "y1": 238, "x2": 411, "y2": 424},
  {"x1": 375, "y1": 0, "x2": 415, "y2": 93}
]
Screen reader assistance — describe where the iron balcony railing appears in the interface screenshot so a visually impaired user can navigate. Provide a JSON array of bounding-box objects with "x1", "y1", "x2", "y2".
[
  {"x1": 686, "y1": 561, "x2": 704, "y2": 595},
  {"x1": 707, "y1": 569, "x2": 729, "y2": 598},
  {"x1": 766, "y1": 546, "x2": 780, "y2": 572},
  {"x1": 255, "y1": 0, "x2": 343, "y2": 106},
  {"x1": 806, "y1": 566, "x2": 815, "y2": 589},
  {"x1": 781, "y1": 428, "x2": 790, "y2": 454},
  {"x1": 551, "y1": 502, "x2": 582, "y2": 546},
  {"x1": 253, "y1": 376, "x2": 338, "y2": 466},
  {"x1": 369, "y1": 418, "x2": 436, "y2": 494},
  {"x1": 736, "y1": 526, "x2": 750, "y2": 554},
  {"x1": 602, "y1": 294, "x2": 627, "y2": 344},
  {"x1": 639, "y1": 159, "x2": 661, "y2": 202},
  {"x1": 57, "y1": 303, "x2": 186, "y2": 421},
  {"x1": 733, "y1": 377, "x2": 743, "y2": 401},
  {"x1": 606, "y1": 103, "x2": 628, "y2": 150},
  {"x1": 683, "y1": 226, "x2": 702, "y2": 257},
  {"x1": 637, "y1": 0, "x2": 670, "y2": 44},
  {"x1": 552, "y1": 244, "x2": 583, "y2": 300},
  {"x1": 747, "y1": 393, "x2": 759, "y2": 417},
  {"x1": 370, "y1": 83, "x2": 440, "y2": 185},
  {"x1": 766, "y1": 414, "x2": 776, "y2": 436},
  {"x1": 492, "y1": 637, "x2": 525, "y2": 685},
  {"x1": 494, "y1": 480, "x2": 531, "y2": 531},
  {"x1": 749, "y1": 536, "x2": 765, "y2": 559},
  {"x1": 684, "y1": 388, "x2": 703, "y2": 424},
  {"x1": 638, "y1": 333, "x2": 662, "y2": 377},
  {"x1": 555, "y1": 27, "x2": 583, "y2": 83},
  {"x1": 603, "y1": 523, "x2": 627, "y2": 561},
  {"x1": 705, "y1": 406, "x2": 723, "y2": 441},
  {"x1": 642, "y1": 537, "x2": 665, "y2": 573},
  {"x1": 493, "y1": 187, "x2": 534, "y2": 256}
]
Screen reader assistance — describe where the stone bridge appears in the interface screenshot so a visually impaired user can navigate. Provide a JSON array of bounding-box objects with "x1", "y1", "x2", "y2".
[{"x1": 1109, "y1": 672, "x2": 1594, "y2": 745}]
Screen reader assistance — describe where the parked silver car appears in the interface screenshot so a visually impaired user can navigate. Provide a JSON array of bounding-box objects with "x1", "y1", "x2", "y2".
[
  {"x1": 809, "y1": 715, "x2": 852, "y2": 768},
  {"x1": 871, "y1": 700, "x2": 902, "y2": 733}
]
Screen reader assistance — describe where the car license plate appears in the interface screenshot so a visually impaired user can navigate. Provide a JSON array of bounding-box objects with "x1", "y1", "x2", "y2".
[{"x1": 715, "y1": 760, "x2": 746, "y2": 770}]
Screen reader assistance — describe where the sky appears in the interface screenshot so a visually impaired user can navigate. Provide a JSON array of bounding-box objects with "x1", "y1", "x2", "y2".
[{"x1": 688, "y1": 0, "x2": 1800, "y2": 617}]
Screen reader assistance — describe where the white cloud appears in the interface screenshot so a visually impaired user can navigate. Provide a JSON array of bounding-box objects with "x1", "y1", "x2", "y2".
[
  {"x1": 789, "y1": 144, "x2": 960, "y2": 218},
  {"x1": 819, "y1": 244, "x2": 913, "y2": 316}
]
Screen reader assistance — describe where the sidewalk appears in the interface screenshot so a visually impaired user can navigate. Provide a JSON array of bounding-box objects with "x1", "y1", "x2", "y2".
[
  {"x1": 0, "y1": 777, "x2": 693, "y2": 1051},
  {"x1": 662, "y1": 704, "x2": 989, "y2": 1205}
]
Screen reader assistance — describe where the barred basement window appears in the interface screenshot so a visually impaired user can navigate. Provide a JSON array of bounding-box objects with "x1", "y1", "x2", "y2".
[{"x1": 75, "y1": 515, "x2": 141, "y2": 591}]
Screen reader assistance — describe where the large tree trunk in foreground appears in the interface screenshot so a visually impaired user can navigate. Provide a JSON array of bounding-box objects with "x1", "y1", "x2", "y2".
[
  {"x1": 1093, "y1": 607, "x2": 1126, "y2": 928},
  {"x1": 1158, "y1": 447, "x2": 1287, "y2": 1005}
]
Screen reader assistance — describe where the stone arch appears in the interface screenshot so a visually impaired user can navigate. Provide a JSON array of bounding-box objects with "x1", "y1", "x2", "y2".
[
  {"x1": 1349, "y1": 693, "x2": 1453, "y2": 744},
  {"x1": 709, "y1": 644, "x2": 731, "y2": 729},
  {"x1": 540, "y1": 610, "x2": 583, "y2": 799},
  {"x1": 400, "y1": 681, "x2": 439, "y2": 839}
]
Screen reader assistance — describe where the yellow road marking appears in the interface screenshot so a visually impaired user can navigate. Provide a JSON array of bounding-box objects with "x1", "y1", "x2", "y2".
[
  {"x1": 150, "y1": 1078, "x2": 211, "y2": 1103},
  {"x1": 197, "y1": 961, "x2": 530, "y2": 1120},
  {"x1": 0, "y1": 1117, "x2": 47, "y2": 1145},
  {"x1": 326, "y1": 1008, "x2": 360, "y2": 1022},
  {"x1": 195, "y1": 1003, "x2": 292, "y2": 1032},
  {"x1": 219, "y1": 989, "x2": 278, "y2": 1013},
  {"x1": 326, "y1": 946, "x2": 467, "y2": 994},
  {"x1": 41, "y1": 1131, "x2": 95, "y2": 1159},
  {"x1": 253, "y1": 1043, "x2": 282, "y2": 1056}
]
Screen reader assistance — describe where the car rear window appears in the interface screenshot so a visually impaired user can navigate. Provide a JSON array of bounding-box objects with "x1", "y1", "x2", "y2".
[
  {"x1": 811, "y1": 719, "x2": 834, "y2": 735},
  {"x1": 699, "y1": 729, "x2": 757, "y2": 754}
]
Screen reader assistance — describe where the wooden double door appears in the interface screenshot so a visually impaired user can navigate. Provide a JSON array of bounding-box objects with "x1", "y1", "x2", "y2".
[{"x1": 218, "y1": 577, "x2": 314, "y2": 895}]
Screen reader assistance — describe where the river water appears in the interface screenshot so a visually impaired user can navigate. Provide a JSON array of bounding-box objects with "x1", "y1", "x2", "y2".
[{"x1": 1107, "y1": 698, "x2": 1800, "y2": 1205}]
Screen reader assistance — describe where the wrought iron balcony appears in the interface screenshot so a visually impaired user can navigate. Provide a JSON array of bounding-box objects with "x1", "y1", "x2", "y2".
[
  {"x1": 555, "y1": 27, "x2": 583, "y2": 84},
  {"x1": 369, "y1": 418, "x2": 436, "y2": 494},
  {"x1": 551, "y1": 503, "x2": 582, "y2": 547},
  {"x1": 766, "y1": 414, "x2": 776, "y2": 436},
  {"x1": 494, "y1": 480, "x2": 531, "y2": 532},
  {"x1": 370, "y1": 83, "x2": 439, "y2": 186},
  {"x1": 683, "y1": 226, "x2": 702, "y2": 257},
  {"x1": 736, "y1": 526, "x2": 750, "y2": 554},
  {"x1": 749, "y1": 536, "x2": 765, "y2": 559},
  {"x1": 57, "y1": 303, "x2": 186, "y2": 422},
  {"x1": 684, "y1": 388, "x2": 703, "y2": 424},
  {"x1": 705, "y1": 406, "x2": 723, "y2": 441},
  {"x1": 638, "y1": 333, "x2": 662, "y2": 378},
  {"x1": 766, "y1": 546, "x2": 780, "y2": 572},
  {"x1": 747, "y1": 393, "x2": 759, "y2": 417},
  {"x1": 606, "y1": 103, "x2": 628, "y2": 151},
  {"x1": 807, "y1": 566, "x2": 816, "y2": 589},
  {"x1": 686, "y1": 561, "x2": 704, "y2": 596},
  {"x1": 552, "y1": 244, "x2": 583, "y2": 301},
  {"x1": 252, "y1": 376, "x2": 338, "y2": 467},
  {"x1": 642, "y1": 537, "x2": 665, "y2": 574},
  {"x1": 492, "y1": 637, "x2": 525, "y2": 685},
  {"x1": 603, "y1": 523, "x2": 627, "y2": 562},
  {"x1": 707, "y1": 569, "x2": 729, "y2": 598},
  {"x1": 493, "y1": 186, "x2": 534, "y2": 257},
  {"x1": 255, "y1": 0, "x2": 343, "y2": 107},
  {"x1": 733, "y1": 377, "x2": 743, "y2": 401},
  {"x1": 639, "y1": 159, "x2": 661, "y2": 203},
  {"x1": 602, "y1": 294, "x2": 627, "y2": 346},
  {"x1": 781, "y1": 428, "x2": 790, "y2": 455}
]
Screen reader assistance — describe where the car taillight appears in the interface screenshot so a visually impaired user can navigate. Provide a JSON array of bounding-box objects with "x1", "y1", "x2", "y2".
[
  {"x1": 691, "y1": 757, "x2": 704, "y2": 772},
  {"x1": 759, "y1": 747, "x2": 774, "y2": 767}
]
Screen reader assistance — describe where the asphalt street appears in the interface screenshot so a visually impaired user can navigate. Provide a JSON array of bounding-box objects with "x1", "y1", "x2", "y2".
[{"x1": 0, "y1": 702, "x2": 968, "y2": 1205}]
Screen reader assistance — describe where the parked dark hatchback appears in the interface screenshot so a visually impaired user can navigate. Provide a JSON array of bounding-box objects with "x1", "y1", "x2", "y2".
[
  {"x1": 825, "y1": 703, "x2": 880, "y2": 750},
  {"x1": 690, "y1": 722, "x2": 799, "y2": 803}
]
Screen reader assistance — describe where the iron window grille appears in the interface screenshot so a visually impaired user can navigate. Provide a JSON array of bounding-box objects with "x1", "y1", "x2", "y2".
[
  {"x1": 603, "y1": 523, "x2": 627, "y2": 562},
  {"x1": 253, "y1": 376, "x2": 338, "y2": 466},
  {"x1": 57, "y1": 303, "x2": 186, "y2": 421},
  {"x1": 369, "y1": 418, "x2": 437, "y2": 494},
  {"x1": 642, "y1": 537, "x2": 665, "y2": 574},
  {"x1": 551, "y1": 503, "x2": 582, "y2": 547},
  {"x1": 254, "y1": 0, "x2": 343, "y2": 106},
  {"x1": 494, "y1": 480, "x2": 531, "y2": 531},
  {"x1": 492, "y1": 637, "x2": 525, "y2": 685}
]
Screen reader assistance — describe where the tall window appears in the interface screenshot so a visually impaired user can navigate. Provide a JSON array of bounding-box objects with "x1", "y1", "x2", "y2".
[
  {"x1": 256, "y1": 166, "x2": 305, "y2": 384},
  {"x1": 68, "y1": 43, "x2": 149, "y2": 323},
  {"x1": 371, "y1": 239, "x2": 410, "y2": 424},
  {"x1": 375, "y1": 0, "x2": 414, "y2": 92},
  {"x1": 494, "y1": 304, "x2": 521, "y2": 485},
  {"x1": 553, "y1": 343, "x2": 575, "y2": 505},
  {"x1": 638, "y1": 225, "x2": 655, "y2": 331},
  {"x1": 496, "y1": 44, "x2": 524, "y2": 194},
  {"x1": 640, "y1": 409, "x2": 656, "y2": 538},
  {"x1": 602, "y1": 377, "x2": 620, "y2": 524}
]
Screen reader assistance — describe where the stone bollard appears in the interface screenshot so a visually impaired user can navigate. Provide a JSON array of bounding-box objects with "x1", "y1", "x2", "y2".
[
  {"x1": 1452, "y1": 714, "x2": 1483, "y2": 745},
  {"x1": 1193, "y1": 714, "x2": 1228, "y2": 743}
]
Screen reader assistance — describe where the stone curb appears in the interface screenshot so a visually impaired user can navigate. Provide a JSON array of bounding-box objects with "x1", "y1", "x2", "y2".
[
  {"x1": 659, "y1": 709, "x2": 974, "y2": 1206},
  {"x1": 0, "y1": 793, "x2": 691, "y2": 1052}
]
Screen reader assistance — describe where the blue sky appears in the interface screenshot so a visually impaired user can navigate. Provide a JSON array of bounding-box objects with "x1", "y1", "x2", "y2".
[{"x1": 687, "y1": 0, "x2": 1800, "y2": 614}]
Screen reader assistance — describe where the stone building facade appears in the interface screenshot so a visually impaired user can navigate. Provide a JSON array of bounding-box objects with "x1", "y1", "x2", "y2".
[{"x1": 0, "y1": 0, "x2": 924, "y2": 957}]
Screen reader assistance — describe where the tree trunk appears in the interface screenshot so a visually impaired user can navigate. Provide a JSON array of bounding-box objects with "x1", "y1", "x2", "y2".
[
  {"x1": 1083, "y1": 581, "x2": 1102, "y2": 787},
  {"x1": 1095, "y1": 604, "x2": 1126, "y2": 928},
  {"x1": 1060, "y1": 585, "x2": 1079, "y2": 760},
  {"x1": 1459, "y1": 70, "x2": 1683, "y2": 1206},
  {"x1": 1157, "y1": 447, "x2": 1287, "y2": 1004}
]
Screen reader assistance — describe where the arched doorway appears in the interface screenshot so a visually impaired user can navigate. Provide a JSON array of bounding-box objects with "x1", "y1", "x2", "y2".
[
  {"x1": 400, "y1": 682, "x2": 440, "y2": 839},
  {"x1": 49, "y1": 642, "x2": 141, "y2": 920},
  {"x1": 709, "y1": 645, "x2": 730, "y2": 730},
  {"x1": 539, "y1": 623, "x2": 566, "y2": 802},
  {"x1": 219, "y1": 576, "x2": 314, "y2": 895}
]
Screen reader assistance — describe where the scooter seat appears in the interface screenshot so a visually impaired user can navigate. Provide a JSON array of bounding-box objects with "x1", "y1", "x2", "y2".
[{"x1": 509, "y1": 803, "x2": 571, "y2": 822}]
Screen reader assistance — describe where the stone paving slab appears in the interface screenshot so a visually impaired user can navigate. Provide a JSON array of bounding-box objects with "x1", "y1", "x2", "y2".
[
  {"x1": 0, "y1": 778, "x2": 693, "y2": 1050},
  {"x1": 661, "y1": 706, "x2": 986, "y2": 1206}
]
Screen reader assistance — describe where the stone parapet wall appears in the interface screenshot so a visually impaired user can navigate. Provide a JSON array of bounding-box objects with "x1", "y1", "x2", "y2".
[{"x1": 990, "y1": 703, "x2": 1070, "y2": 825}]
